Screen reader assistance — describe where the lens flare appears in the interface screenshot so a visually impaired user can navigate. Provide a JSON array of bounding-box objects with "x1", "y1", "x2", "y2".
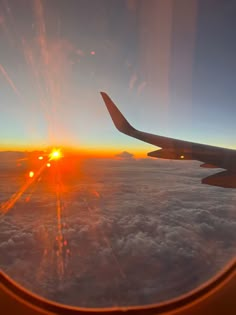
[{"x1": 29, "y1": 171, "x2": 34, "y2": 178}]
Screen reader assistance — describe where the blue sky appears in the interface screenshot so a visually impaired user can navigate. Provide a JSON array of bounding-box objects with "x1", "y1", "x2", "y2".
[{"x1": 0, "y1": 0, "x2": 236, "y2": 152}]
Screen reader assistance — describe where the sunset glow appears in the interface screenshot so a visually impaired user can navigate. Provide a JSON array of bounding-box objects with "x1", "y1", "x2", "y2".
[{"x1": 49, "y1": 149, "x2": 62, "y2": 161}]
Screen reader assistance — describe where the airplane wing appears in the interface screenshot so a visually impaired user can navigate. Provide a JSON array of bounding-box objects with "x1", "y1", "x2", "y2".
[{"x1": 100, "y1": 92, "x2": 236, "y2": 188}]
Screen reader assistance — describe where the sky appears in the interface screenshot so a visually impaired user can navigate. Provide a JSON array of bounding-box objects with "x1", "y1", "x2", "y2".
[{"x1": 0, "y1": 0, "x2": 236, "y2": 154}]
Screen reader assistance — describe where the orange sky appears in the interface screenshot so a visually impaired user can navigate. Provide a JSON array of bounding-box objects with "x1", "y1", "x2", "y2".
[{"x1": 0, "y1": 144, "x2": 149, "y2": 159}]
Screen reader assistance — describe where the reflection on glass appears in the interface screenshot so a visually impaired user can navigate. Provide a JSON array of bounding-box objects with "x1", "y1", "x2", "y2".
[{"x1": 0, "y1": 0, "x2": 236, "y2": 309}]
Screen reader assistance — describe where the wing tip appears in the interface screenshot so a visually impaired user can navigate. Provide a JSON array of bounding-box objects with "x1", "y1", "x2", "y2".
[
  {"x1": 100, "y1": 91, "x2": 107, "y2": 98},
  {"x1": 100, "y1": 91, "x2": 136, "y2": 135}
]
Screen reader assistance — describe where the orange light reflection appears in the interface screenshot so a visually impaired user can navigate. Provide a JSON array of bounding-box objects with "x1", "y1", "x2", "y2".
[{"x1": 0, "y1": 162, "x2": 47, "y2": 217}]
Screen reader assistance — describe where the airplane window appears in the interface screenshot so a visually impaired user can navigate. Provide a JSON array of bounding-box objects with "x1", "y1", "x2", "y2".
[{"x1": 0, "y1": 0, "x2": 235, "y2": 309}]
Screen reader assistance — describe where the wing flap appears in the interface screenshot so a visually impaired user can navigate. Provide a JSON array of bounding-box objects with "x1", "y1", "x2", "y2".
[{"x1": 202, "y1": 171, "x2": 236, "y2": 188}]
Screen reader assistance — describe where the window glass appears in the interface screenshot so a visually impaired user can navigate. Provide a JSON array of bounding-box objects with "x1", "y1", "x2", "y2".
[{"x1": 0, "y1": 0, "x2": 235, "y2": 308}]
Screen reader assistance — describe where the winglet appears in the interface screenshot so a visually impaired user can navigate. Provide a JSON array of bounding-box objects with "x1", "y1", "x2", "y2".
[{"x1": 100, "y1": 92, "x2": 136, "y2": 136}]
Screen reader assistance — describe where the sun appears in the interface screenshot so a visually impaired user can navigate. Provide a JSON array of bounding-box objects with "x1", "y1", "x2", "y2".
[{"x1": 49, "y1": 149, "x2": 62, "y2": 160}]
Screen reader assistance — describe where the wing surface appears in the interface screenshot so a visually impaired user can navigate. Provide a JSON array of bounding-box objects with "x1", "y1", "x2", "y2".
[{"x1": 100, "y1": 92, "x2": 236, "y2": 188}]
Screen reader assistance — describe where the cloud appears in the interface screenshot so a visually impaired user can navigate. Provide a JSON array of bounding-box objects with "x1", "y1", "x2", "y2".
[
  {"x1": 0, "y1": 158, "x2": 235, "y2": 307},
  {"x1": 115, "y1": 151, "x2": 134, "y2": 159}
]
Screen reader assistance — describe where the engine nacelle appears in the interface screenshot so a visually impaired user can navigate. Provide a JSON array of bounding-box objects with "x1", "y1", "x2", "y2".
[{"x1": 147, "y1": 149, "x2": 193, "y2": 160}]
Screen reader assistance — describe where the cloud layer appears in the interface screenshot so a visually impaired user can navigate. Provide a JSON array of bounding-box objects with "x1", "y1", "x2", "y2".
[{"x1": 0, "y1": 156, "x2": 235, "y2": 307}]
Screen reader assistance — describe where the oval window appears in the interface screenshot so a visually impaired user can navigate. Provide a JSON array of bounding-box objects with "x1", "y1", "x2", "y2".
[{"x1": 0, "y1": 0, "x2": 235, "y2": 309}]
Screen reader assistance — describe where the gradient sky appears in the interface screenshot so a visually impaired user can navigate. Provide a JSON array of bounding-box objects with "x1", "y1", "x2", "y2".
[{"x1": 0, "y1": 0, "x2": 236, "y2": 154}]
